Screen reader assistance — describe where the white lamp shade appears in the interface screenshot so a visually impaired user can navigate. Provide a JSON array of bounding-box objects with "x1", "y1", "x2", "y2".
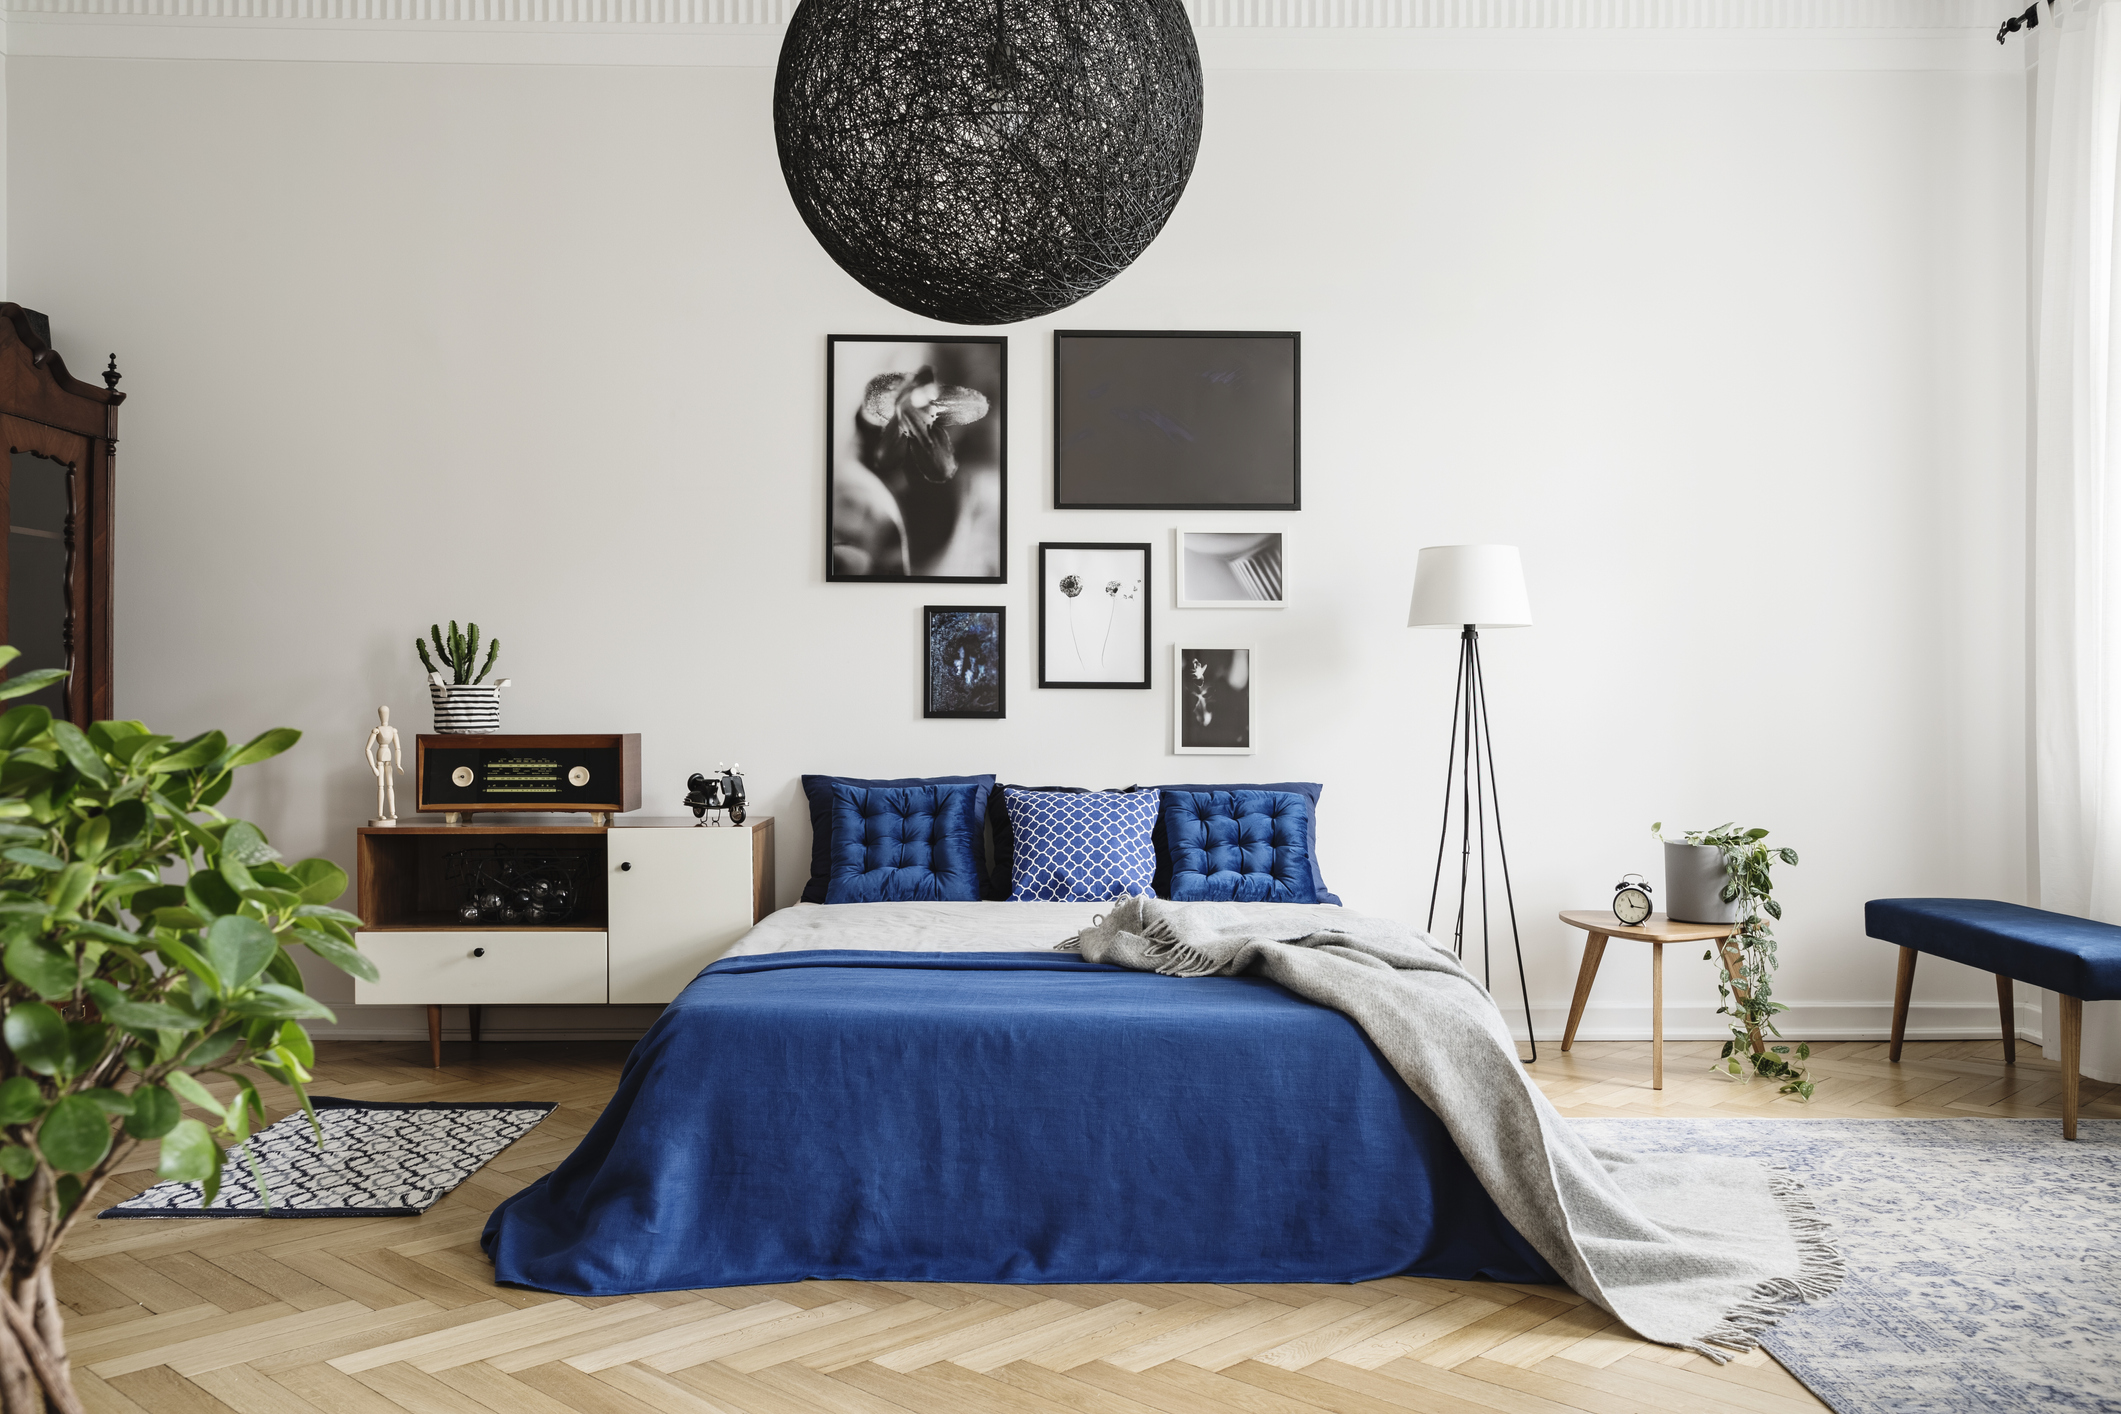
[{"x1": 1407, "y1": 544, "x2": 1532, "y2": 628}]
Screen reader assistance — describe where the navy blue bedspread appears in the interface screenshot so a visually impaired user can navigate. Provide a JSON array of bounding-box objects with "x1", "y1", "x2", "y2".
[{"x1": 481, "y1": 950, "x2": 1556, "y2": 1295}]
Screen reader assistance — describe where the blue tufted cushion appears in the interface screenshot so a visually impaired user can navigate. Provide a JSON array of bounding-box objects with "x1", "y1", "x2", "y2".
[
  {"x1": 802, "y1": 774, "x2": 993, "y2": 903},
  {"x1": 1865, "y1": 898, "x2": 2121, "y2": 1001},
  {"x1": 1155, "y1": 782, "x2": 1339, "y2": 905},
  {"x1": 1006, "y1": 788, "x2": 1161, "y2": 902},
  {"x1": 1160, "y1": 790, "x2": 1320, "y2": 904},
  {"x1": 821, "y1": 782, "x2": 986, "y2": 903}
]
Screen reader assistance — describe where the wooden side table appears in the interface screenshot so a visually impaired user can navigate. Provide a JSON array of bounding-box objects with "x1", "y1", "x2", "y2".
[{"x1": 1558, "y1": 910, "x2": 1744, "y2": 1089}]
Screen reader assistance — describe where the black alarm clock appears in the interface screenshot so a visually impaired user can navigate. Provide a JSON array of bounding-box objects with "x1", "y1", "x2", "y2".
[{"x1": 1612, "y1": 873, "x2": 1654, "y2": 926}]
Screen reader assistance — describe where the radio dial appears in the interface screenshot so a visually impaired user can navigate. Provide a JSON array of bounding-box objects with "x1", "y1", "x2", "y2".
[
  {"x1": 568, "y1": 766, "x2": 591, "y2": 787},
  {"x1": 452, "y1": 766, "x2": 475, "y2": 788}
]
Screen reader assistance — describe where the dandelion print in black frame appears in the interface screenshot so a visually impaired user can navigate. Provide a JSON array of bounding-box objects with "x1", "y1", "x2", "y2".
[
  {"x1": 829, "y1": 335, "x2": 1007, "y2": 582},
  {"x1": 925, "y1": 607, "x2": 1006, "y2": 718},
  {"x1": 1039, "y1": 542, "x2": 1151, "y2": 689}
]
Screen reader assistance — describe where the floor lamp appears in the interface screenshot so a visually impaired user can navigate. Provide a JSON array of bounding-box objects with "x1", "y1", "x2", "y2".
[{"x1": 1408, "y1": 544, "x2": 1537, "y2": 1061}]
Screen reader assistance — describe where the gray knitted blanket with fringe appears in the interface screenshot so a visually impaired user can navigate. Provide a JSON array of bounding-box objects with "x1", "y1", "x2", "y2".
[{"x1": 1062, "y1": 898, "x2": 1843, "y2": 1359}]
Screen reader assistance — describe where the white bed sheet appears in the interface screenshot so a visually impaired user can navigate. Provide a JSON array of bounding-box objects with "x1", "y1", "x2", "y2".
[{"x1": 722, "y1": 900, "x2": 1109, "y2": 957}]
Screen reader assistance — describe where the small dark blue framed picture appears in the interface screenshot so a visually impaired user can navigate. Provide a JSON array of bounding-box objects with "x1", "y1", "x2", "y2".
[{"x1": 924, "y1": 606, "x2": 1005, "y2": 718}]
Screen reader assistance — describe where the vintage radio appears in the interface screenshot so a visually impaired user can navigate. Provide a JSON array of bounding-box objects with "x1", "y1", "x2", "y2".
[{"x1": 416, "y1": 734, "x2": 642, "y2": 822}]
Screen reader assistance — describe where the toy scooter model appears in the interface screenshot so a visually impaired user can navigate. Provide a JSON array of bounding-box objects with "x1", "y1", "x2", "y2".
[{"x1": 684, "y1": 763, "x2": 746, "y2": 826}]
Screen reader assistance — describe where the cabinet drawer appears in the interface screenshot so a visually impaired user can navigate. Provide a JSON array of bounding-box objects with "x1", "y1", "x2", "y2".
[{"x1": 353, "y1": 931, "x2": 608, "y2": 1005}]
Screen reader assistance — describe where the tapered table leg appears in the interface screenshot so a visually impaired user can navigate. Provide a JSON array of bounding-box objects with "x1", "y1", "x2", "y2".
[
  {"x1": 1562, "y1": 932, "x2": 1609, "y2": 1052},
  {"x1": 1890, "y1": 946, "x2": 1918, "y2": 1062},
  {"x1": 1996, "y1": 974, "x2": 2016, "y2": 1064},
  {"x1": 2061, "y1": 994, "x2": 2083, "y2": 1141},
  {"x1": 1652, "y1": 942, "x2": 1664, "y2": 1091},
  {"x1": 427, "y1": 1005, "x2": 441, "y2": 1071}
]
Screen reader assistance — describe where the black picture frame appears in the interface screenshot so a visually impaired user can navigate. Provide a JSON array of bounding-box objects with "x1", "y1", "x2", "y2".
[
  {"x1": 1053, "y1": 331, "x2": 1300, "y2": 510},
  {"x1": 1038, "y1": 542, "x2": 1152, "y2": 690},
  {"x1": 924, "y1": 606, "x2": 1006, "y2": 718},
  {"x1": 828, "y1": 335, "x2": 1008, "y2": 583}
]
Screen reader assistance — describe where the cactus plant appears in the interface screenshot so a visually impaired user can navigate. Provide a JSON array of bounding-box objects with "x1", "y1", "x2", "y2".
[{"x1": 415, "y1": 621, "x2": 501, "y2": 685}]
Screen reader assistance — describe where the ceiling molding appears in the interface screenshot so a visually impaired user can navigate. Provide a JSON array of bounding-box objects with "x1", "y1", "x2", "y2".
[{"x1": 0, "y1": 0, "x2": 2020, "y2": 69}]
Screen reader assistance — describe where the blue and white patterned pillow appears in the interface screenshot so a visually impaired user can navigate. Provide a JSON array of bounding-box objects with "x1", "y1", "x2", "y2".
[{"x1": 1005, "y1": 787, "x2": 1162, "y2": 902}]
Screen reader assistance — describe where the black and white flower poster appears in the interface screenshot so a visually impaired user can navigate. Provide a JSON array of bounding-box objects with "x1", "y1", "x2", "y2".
[
  {"x1": 1039, "y1": 542, "x2": 1149, "y2": 689},
  {"x1": 1174, "y1": 646, "x2": 1253, "y2": 754}
]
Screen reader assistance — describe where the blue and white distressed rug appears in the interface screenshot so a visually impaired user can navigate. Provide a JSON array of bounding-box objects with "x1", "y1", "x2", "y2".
[{"x1": 1575, "y1": 1117, "x2": 2121, "y2": 1414}]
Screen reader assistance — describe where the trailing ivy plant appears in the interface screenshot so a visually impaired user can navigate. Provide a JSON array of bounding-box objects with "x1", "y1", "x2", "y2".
[
  {"x1": 0, "y1": 647, "x2": 371, "y2": 1414},
  {"x1": 1652, "y1": 822, "x2": 1814, "y2": 1101}
]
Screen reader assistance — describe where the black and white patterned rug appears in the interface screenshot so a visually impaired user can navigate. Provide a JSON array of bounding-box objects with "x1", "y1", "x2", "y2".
[{"x1": 98, "y1": 1097, "x2": 555, "y2": 1219}]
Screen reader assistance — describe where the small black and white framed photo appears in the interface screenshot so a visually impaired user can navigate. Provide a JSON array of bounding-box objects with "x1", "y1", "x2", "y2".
[
  {"x1": 1175, "y1": 530, "x2": 1285, "y2": 609},
  {"x1": 1054, "y1": 331, "x2": 1299, "y2": 510},
  {"x1": 1174, "y1": 647, "x2": 1254, "y2": 755},
  {"x1": 829, "y1": 336, "x2": 1006, "y2": 583},
  {"x1": 925, "y1": 606, "x2": 1005, "y2": 718},
  {"x1": 1039, "y1": 543, "x2": 1151, "y2": 690}
]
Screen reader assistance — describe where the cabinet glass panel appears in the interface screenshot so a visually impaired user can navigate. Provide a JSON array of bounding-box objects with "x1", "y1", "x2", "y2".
[{"x1": 5, "y1": 453, "x2": 68, "y2": 715}]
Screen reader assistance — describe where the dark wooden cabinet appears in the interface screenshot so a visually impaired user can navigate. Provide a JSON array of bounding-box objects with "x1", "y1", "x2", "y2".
[{"x1": 0, "y1": 305, "x2": 123, "y2": 726}]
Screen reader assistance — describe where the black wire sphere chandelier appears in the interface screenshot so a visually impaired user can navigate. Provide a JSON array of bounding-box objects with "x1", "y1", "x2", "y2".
[{"x1": 772, "y1": 0, "x2": 1204, "y2": 325}]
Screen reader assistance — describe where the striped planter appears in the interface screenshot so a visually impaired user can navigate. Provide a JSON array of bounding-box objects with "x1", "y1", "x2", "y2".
[{"x1": 429, "y1": 682, "x2": 502, "y2": 734}]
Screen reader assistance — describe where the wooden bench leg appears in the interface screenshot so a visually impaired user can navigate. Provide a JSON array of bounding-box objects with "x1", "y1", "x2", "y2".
[
  {"x1": 1890, "y1": 946, "x2": 1917, "y2": 1062},
  {"x1": 1561, "y1": 932, "x2": 1608, "y2": 1053},
  {"x1": 2061, "y1": 994, "x2": 2082, "y2": 1141},
  {"x1": 1996, "y1": 975, "x2": 2016, "y2": 1064},
  {"x1": 428, "y1": 1004, "x2": 442, "y2": 1071}
]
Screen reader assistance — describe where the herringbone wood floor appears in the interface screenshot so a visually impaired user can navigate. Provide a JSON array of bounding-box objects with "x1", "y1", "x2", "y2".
[{"x1": 57, "y1": 1035, "x2": 2120, "y2": 1414}]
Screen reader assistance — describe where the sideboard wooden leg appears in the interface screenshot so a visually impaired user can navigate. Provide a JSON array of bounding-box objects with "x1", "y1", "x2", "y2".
[
  {"x1": 427, "y1": 1005, "x2": 441, "y2": 1071},
  {"x1": 1561, "y1": 933, "x2": 1608, "y2": 1052},
  {"x1": 1889, "y1": 946, "x2": 1917, "y2": 1062},
  {"x1": 469, "y1": 1005, "x2": 482, "y2": 1046}
]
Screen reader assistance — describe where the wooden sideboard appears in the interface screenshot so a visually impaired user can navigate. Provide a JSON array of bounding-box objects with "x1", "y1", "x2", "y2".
[{"x1": 352, "y1": 815, "x2": 774, "y2": 1066}]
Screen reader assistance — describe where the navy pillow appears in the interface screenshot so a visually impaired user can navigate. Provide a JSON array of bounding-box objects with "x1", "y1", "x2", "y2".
[
  {"x1": 1155, "y1": 781, "x2": 1339, "y2": 905},
  {"x1": 801, "y1": 773, "x2": 994, "y2": 903},
  {"x1": 985, "y1": 783, "x2": 1141, "y2": 900},
  {"x1": 1161, "y1": 790, "x2": 1319, "y2": 903},
  {"x1": 822, "y1": 782, "x2": 985, "y2": 903}
]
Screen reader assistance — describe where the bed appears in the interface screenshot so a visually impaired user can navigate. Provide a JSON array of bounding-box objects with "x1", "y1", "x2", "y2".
[{"x1": 481, "y1": 900, "x2": 1558, "y2": 1295}]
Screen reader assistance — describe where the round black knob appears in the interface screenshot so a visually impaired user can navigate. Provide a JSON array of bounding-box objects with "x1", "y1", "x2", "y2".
[
  {"x1": 619, "y1": 861, "x2": 632, "y2": 871},
  {"x1": 472, "y1": 947, "x2": 486, "y2": 958}
]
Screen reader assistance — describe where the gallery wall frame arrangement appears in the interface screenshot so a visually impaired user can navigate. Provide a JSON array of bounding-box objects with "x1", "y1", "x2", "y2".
[
  {"x1": 1175, "y1": 529, "x2": 1285, "y2": 608},
  {"x1": 1174, "y1": 645, "x2": 1255, "y2": 754},
  {"x1": 1054, "y1": 331, "x2": 1300, "y2": 510},
  {"x1": 925, "y1": 606, "x2": 1006, "y2": 719},
  {"x1": 1038, "y1": 542, "x2": 1152, "y2": 690},
  {"x1": 828, "y1": 335, "x2": 1007, "y2": 583}
]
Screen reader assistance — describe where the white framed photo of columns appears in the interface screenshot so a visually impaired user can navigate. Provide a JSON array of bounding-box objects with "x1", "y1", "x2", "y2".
[
  {"x1": 1175, "y1": 530, "x2": 1285, "y2": 609},
  {"x1": 1174, "y1": 647, "x2": 1255, "y2": 755}
]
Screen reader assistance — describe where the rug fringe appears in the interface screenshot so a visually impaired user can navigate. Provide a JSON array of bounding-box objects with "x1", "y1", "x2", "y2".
[{"x1": 1679, "y1": 1165, "x2": 1848, "y2": 1362}]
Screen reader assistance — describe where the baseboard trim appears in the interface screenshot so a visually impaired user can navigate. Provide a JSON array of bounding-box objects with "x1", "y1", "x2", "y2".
[{"x1": 310, "y1": 999, "x2": 2046, "y2": 1046}]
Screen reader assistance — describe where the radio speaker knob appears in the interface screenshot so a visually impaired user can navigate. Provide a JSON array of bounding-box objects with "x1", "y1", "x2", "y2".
[
  {"x1": 452, "y1": 767, "x2": 475, "y2": 787},
  {"x1": 568, "y1": 766, "x2": 591, "y2": 787}
]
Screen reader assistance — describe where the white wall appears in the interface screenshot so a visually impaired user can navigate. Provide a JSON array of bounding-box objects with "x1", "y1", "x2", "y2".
[{"x1": 4, "y1": 17, "x2": 2030, "y2": 1044}]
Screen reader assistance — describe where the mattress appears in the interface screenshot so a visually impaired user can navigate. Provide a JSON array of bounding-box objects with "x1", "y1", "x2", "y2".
[{"x1": 482, "y1": 901, "x2": 1556, "y2": 1295}]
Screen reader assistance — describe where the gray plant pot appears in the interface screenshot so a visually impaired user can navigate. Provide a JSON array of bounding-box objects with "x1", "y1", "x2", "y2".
[{"x1": 1664, "y1": 841, "x2": 1742, "y2": 924}]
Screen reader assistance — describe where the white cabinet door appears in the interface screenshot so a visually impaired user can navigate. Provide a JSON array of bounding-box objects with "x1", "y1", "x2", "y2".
[
  {"x1": 354, "y1": 931, "x2": 609, "y2": 1005},
  {"x1": 608, "y1": 827, "x2": 754, "y2": 1004}
]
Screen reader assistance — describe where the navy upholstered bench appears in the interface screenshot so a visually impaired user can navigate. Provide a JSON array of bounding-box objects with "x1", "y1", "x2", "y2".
[{"x1": 1867, "y1": 898, "x2": 2121, "y2": 1138}]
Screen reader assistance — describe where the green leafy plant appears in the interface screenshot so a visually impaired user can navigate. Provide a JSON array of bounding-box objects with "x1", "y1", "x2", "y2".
[
  {"x1": 1652, "y1": 821, "x2": 1814, "y2": 1101},
  {"x1": 0, "y1": 646, "x2": 369, "y2": 1413},
  {"x1": 416, "y1": 621, "x2": 499, "y2": 685}
]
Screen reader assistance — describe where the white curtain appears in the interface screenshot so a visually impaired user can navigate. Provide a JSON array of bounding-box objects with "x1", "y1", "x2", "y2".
[{"x1": 2033, "y1": 0, "x2": 2121, "y2": 1084}]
